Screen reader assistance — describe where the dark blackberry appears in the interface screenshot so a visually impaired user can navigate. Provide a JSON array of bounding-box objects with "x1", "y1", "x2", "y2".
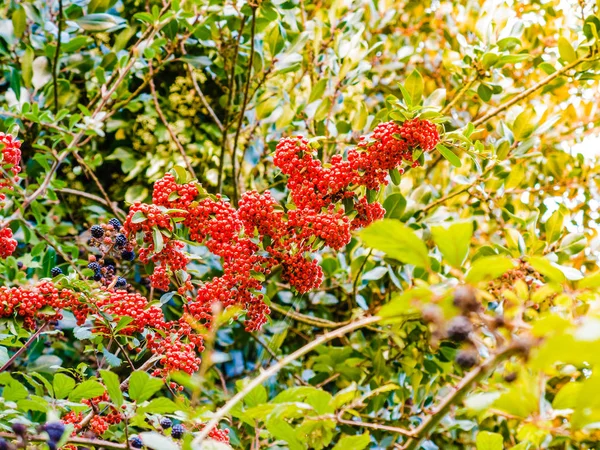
[
  {"x1": 115, "y1": 234, "x2": 127, "y2": 247},
  {"x1": 43, "y1": 422, "x2": 65, "y2": 443},
  {"x1": 503, "y1": 372, "x2": 517, "y2": 383},
  {"x1": 171, "y1": 424, "x2": 184, "y2": 439},
  {"x1": 12, "y1": 423, "x2": 26, "y2": 436},
  {"x1": 455, "y1": 350, "x2": 478, "y2": 369},
  {"x1": 446, "y1": 316, "x2": 472, "y2": 343},
  {"x1": 88, "y1": 262, "x2": 101, "y2": 271},
  {"x1": 453, "y1": 285, "x2": 480, "y2": 313},
  {"x1": 115, "y1": 277, "x2": 127, "y2": 288},
  {"x1": 90, "y1": 225, "x2": 105, "y2": 239},
  {"x1": 108, "y1": 218, "x2": 121, "y2": 231},
  {"x1": 121, "y1": 250, "x2": 135, "y2": 261},
  {"x1": 130, "y1": 436, "x2": 143, "y2": 449},
  {"x1": 50, "y1": 267, "x2": 63, "y2": 277},
  {"x1": 160, "y1": 417, "x2": 172, "y2": 429},
  {"x1": 105, "y1": 264, "x2": 116, "y2": 272},
  {"x1": 0, "y1": 437, "x2": 8, "y2": 450},
  {"x1": 17, "y1": 261, "x2": 23, "y2": 269},
  {"x1": 93, "y1": 270, "x2": 103, "y2": 281}
]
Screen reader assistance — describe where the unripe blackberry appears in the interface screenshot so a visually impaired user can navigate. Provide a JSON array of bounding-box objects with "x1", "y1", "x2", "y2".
[
  {"x1": 130, "y1": 436, "x2": 143, "y2": 448},
  {"x1": 160, "y1": 417, "x2": 172, "y2": 429},
  {"x1": 88, "y1": 262, "x2": 101, "y2": 271},
  {"x1": 50, "y1": 267, "x2": 63, "y2": 277},
  {"x1": 171, "y1": 424, "x2": 184, "y2": 439},
  {"x1": 90, "y1": 225, "x2": 105, "y2": 239},
  {"x1": 453, "y1": 285, "x2": 480, "y2": 313},
  {"x1": 43, "y1": 422, "x2": 65, "y2": 443},
  {"x1": 115, "y1": 234, "x2": 127, "y2": 247},
  {"x1": 108, "y1": 218, "x2": 122, "y2": 231},
  {"x1": 93, "y1": 270, "x2": 103, "y2": 281},
  {"x1": 503, "y1": 372, "x2": 517, "y2": 383},
  {"x1": 446, "y1": 316, "x2": 473, "y2": 342},
  {"x1": 121, "y1": 250, "x2": 135, "y2": 261},
  {"x1": 455, "y1": 350, "x2": 478, "y2": 369},
  {"x1": 115, "y1": 277, "x2": 127, "y2": 288}
]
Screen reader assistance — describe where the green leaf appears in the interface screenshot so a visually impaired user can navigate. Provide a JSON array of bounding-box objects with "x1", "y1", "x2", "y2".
[
  {"x1": 22, "y1": 46, "x2": 35, "y2": 88},
  {"x1": 100, "y1": 370, "x2": 124, "y2": 407},
  {"x1": 558, "y1": 37, "x2": 577, "y2": 63},
  {"x1": 403, "y1": 70, "x2": 424, "y2": 106},
  {"x1": 88, "y1": 0, "x2": 111, "y2": 13},
  {"x1": 528, "y1": 256, "x2": 565, "y2": 282},
  {"x1": 553, "y1": 382, "x2": 582, "y2": 409},
  {"x1": 389, "y1": 168, "x2": 402, "y2": 185},
  {"x1": 545, "y1": 206, "x2": 567, "y2": 243},
  {"x1": 332, "y1": 432, "x2": 370, "y2": 450},
  {"x1": 476, "y1": 431, "x2": 503, "y2": 450},
  {"x1": 436, "y1": 143, "x2": 461, "y2": 168},
  {"x1": 153, "y1": 227, "x2": 165, "y2": 253},
  {"x1": 430, "y1": 221, "x2": 473, "y2": 268},
  {"x1": 68, "y1": 380, "x2": 105, "y2": 402},
  {"x1": 465, "y1": 256, "x2": 515, "y2": 283},
  {"x1": 138, "y1": 397, "x2": 179, "y2": 414},
  {"x1": 53, "y1": 373, "x2": 75, "y2": 399},
  {"x1": 75, "y1": 13, "x2": 127, "y2": 32},
  {"x1": 477, "y1": 83, "x2": 493, "y2": 102},
  {"x1": 383, "y1": 193, "x2": 406, "y2": 219},
  {"x1": 512, "y1": 109, "x2": 537, "y2": 140},
  {"x1": 129, "y1": 371, "x2": 163, "y2": 403},
  {"x1": 140, "y1": 432, "x2": 179, "y2": 450},
  {"x1": 12, "y1": 6, "x2": 27, "y2": 38},
  {"x1": 308, "y1": 79, "x2": 328, "y2": 104},
  {"x1": 265, "y1": 417, "x2": 303, "y2": 450},
  {"x1": 360, "y1": 219, "x2": 429, "y2": 268}
]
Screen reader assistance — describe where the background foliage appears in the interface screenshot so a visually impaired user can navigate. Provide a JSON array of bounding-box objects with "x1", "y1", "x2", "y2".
[{"x1": 2, "y1": 0, "x2": 600, "y2": 449}]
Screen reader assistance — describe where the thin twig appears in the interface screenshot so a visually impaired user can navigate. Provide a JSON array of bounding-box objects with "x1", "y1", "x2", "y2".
[
  {"x1": 53, "y1": 0, "x2": 63, "y2": 114},
  {"x1": 231, "y1": 6, "x2": 257, "y2": 205},
  {"x1": 0, "y1": 432, "x2": 126, "y2": 450},
  {"x1": 193, "y1": 315, "x2": 382, "y2": 443},
  {"x1": 148, "y1": 63, "x2": 196, "y2": 178},
  {"x1": 0, "y1": 322, "x2": 48, "y2": 372},
  {"x1": 57, "y1": 187, "x2": 126, "y2": 218},
  {"x1": 217, "y1": 16, "x2": 247, "y2": 194},
  {"x1": 402, "y1": 343, "x2": 524, "y2": 450},
  {"x1": 269, "y1": 302, "x2": 347, "y2": 328},
  {"x1": 186, "y1": 63, "x2": 223, "y2": 131},
  {"x1": 472, "y1": 56, "x2": 587, "y2": 127},
  {"x1": 441, "y1": 76, "x2": 475, "y2": 115}
]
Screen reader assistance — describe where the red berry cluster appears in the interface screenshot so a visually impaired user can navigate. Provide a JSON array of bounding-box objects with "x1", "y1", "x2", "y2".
[
  {"x1": 0, "y1": 281, "x2": 90, "y2": 329},
  {"x1": 0, "y1": 133, "x2": 21, "y2": 202},
  {"x1": 0, "y1": 227, "x2": 17, "y2": 259},
  {"x1": 122, "y1": 118, "x2": 439, "y2": 335}
]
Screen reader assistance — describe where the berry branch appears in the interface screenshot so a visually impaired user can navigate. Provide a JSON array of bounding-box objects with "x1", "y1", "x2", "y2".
[
  {"x1": 402, "y1": 342, "x2": 528, "y2": 450},
  {"x1": 0, "y1": 322, "x2": 48, "y2": 373}
]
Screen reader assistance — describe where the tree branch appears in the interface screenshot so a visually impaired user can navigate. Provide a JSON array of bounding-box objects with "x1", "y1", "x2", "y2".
[
  {"x1": 192, "y1": 315, "x2": 382, "y2": 443},
  {"x1": 472, "y1": 56, "x2": 587, "y2": 127},
  {"x1": 148, "y1": 63, "x2": 196, "y2": 178},
  {"x1": 0, "y1": 432, "x2": 126, "y2": 450},
  {"x1": 52, "y1": 0, "x2": 63, "y2": 114},
  {"x1": 0, "y1": 322, "x2": 48, "y2": 373},
  {"x1": 231, "y1": 6, "x2": 257, "y2": 205},
  {"x1": 402, "y1": 343, "x2": 525, "y2": 450}
]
